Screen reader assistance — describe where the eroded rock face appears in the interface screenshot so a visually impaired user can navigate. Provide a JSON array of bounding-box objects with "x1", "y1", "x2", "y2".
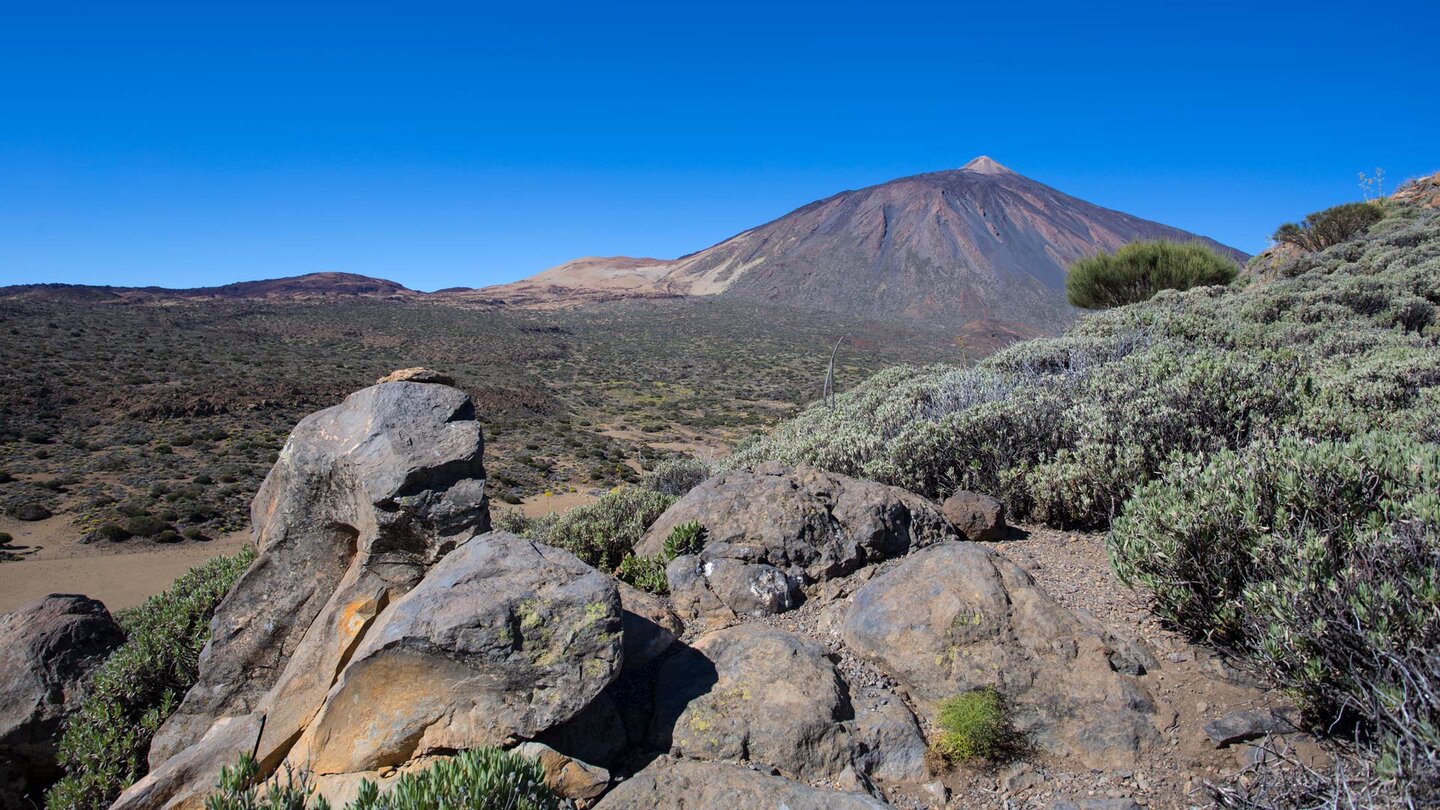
[
  {"x1": 152, "y1": 380, "x2": 490, "y2": 766},
  {"x1": 0, "y1": 595, "x2": 124, "y2": 801},
  {"x1": 648, "y1": 624, "x2": 853, "y2": 780},
  {"x1": 593, "y1": 758, "x2": 890, "y2": 810},
  {"x1": 288, "y1": 532, "x2": 622, "y2": 775},
  {"x1": 112, "y1": 714, "x2": 264, "y2": 810},
  {"x1": 638, "y1": 463, "x2": 957, "y2": 621},
  {"x1": 843, "y1": 542, "x2": 1163, "y2": 768}
]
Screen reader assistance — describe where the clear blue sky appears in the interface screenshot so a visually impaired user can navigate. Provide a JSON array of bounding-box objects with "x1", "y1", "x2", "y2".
[{"x1": 2, "y1": 1, "x2": 1436, "y2": 291}]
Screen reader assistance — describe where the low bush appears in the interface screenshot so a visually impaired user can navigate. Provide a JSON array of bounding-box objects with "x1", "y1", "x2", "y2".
[
  {"x1": 204, "y1": 748, "x2": 558, "y2": 810},
  {"x1": 544, "y1": 487, "x2": 676, "y2": 572},
  {"x1": 932, "y1": 687, "x2": 1008, "y2": 763},
  {"x1": 616, "y1": 519, "x2": 708, "y2": 594},
  {"x1": 1065, "y1": 240, "x2": 1239, "y2": 309},
  {"x1": 640, "y1": 457, "x2": 711, "y2": 496},
  {"x1": 1273, "y1": 201, "x2": 1386, "y2": 253},
  {"x1": 1111, "y1": 433, "x2": 1440, "y2": 803},
  {"x1": 46, "y1": 549, "x2": 255, "y2": 810}
]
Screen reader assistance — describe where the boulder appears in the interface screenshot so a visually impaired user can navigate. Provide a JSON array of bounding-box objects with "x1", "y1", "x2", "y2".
[
  {"x1": 286, "y1": 532, "x2": 622, "y2": 774},
  {"x1": 648, "y1": 624, "x2": 853, "y2": 780},
  {"x1": 842, "y1": 542, "x2": 1163, "y2": 768},
  {"x1": 940, "y1": 490, "x2": 1007, "y2": 541},
  {"x1": 851, "y1": 700, "x2": 931, "y2": 784},
  {"x1": 376, "y1": 367, "x2": 455, "y2": 385},
  {"x1": 638, "y1": 463, "x2": 956, "y2": 621},
  {"x1": 593, "y1": 758, "x2": 890, "y2": 809},
  {"x1": 152, "y1": 380, "x2": 490, "y2": 766},
  {"x1": 0, "y1": 594, "x2": 124, "y2": 799},
  {"x1": 513, "y1": 742, "x2": 610, "y2": 801},
  {"x1": 616, "y1": 582, "x2": 683, "y2": 672}
]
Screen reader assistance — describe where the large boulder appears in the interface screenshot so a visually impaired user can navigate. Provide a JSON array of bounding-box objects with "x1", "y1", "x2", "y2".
[
  {"x1": 0, "y1": 595, "x2": 124, "y2": 802},
  {"x1": 842, "y1": 542, "x2": 1163, "y2": 768},
  {"x1": 648, "y1": 624, "x2": 853, "y2": 780},
  {"x1": 152, "y1": 380, "x2": 490, "y2": 766},
  {"x1": 638, "y1": 463, "x2": 956, "y2": 621},
  {"x1": 286, "y1": 532, "x2": 623, "y2": 774},
  {"x1": 593, "y1": 758, "x2": 890, "y2": 809},
  {"x1": 940, "y1": 490, "x2": 1007, "y2": 541},
  {"x1": 111, "y1": 714, "x2": 264, "y2": 810}
]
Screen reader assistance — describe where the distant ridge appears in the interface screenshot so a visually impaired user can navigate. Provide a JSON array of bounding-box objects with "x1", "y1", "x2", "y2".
[
  {"x1": 481, "y1": 158, "x2": 1247, "y2": 329},
  {"x1": 0, "y1": 272, "x2": 415, "y2": 302}
]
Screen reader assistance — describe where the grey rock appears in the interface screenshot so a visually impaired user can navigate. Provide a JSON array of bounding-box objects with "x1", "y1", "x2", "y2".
[
  {"x1": 1050, "y1": 800, "x2": 1142, "y2": 810},
  {"x1": 850, "y1": 700, "x2": 930, "y2": 784},
  {"x1": 843, "y1": 542, "x2": 1164, "y2": 769},
  {"x1": 616, "y1": 582, "x2": 683, "y2": 672},
  {"x1": 0, "y1": 594, "x2": 124, "y2": 797},
  {"x1": 111, "y1": 713, "x2": 264, "y2": 810},
  {"x1": 593, "y1": 758, "x2": 890, "y2": 809},
  {"x1": 637, "y1": 464, "x2": 956, "y2": 620},
  {"x1": 1203, "y1": 709, "x2": 1299, "y2": 748},
  {"x1": 288, "y1": 532, "x2": 622, "y2": 774},
  {"x1": 940, "y1": 490, "x2": 1007, "y2": 541},
  {"x1": 152, "y1": 380, "x2": 490, "y2": 765},
  {"x1": 648, "y1": 624, "x2": 853, "y2": 780},
  {"x1": 375, "y1": 367, "x2": 454, "y2": 385}
]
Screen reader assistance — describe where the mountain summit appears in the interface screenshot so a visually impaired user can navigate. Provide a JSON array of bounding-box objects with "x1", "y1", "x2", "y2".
[{"x1": 482, "y1": 158, "x2": 1246, "y2": 330}]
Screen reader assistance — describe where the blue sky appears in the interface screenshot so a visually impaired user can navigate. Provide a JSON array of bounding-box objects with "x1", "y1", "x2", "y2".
[{"x1": 2, "y1": 1, "x2": 1436, "y2": 291}]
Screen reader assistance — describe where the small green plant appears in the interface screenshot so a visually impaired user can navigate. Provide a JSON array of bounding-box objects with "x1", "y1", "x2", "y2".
[
  {"x1": 661, "y1": 520, "x2": 706, "y2": 558},
  {"x1": 933, "y1": 687, "x2": 1007, "y2": 762},
  {"x1": 203, "y1": 748, "x2": 558, "y2": 810},
  {"x1": 1272, "y1": 201, "x2": 1385, "y2": 252},
  {"x1": 46, "y1": 548, "x2": 255, "y2": 810},
  {"x1": 1066, "y1": 240, "x2": 1239, "y2": 309},
  {"x1": 617, "y1": 553, "x2": 669, "y2": 594}
]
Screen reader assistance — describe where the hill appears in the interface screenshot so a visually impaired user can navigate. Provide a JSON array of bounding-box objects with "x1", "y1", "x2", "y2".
[
  {"x1": 0, "y1": 272, "x2": 415, "y2": 302},
  {"x1": 481, "y1": 157, "x2": 1246, "y2": 329}
]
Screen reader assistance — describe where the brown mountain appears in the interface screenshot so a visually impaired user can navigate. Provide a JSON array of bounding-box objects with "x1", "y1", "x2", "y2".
[
  {"x1": 0, "y1": 272, "x2": 415, "y2": 302},
  {"x1": 481, "y1": 157, "x2": 1247, "y2": 329}
]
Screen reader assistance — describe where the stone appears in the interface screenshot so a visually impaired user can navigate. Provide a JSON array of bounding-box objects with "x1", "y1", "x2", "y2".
[
  {"x1": 940, "y1": 490, "x2": 1007, "y2": 541},
  {"x1": 843, "y1": 542, "x2": 1164, "y2": 769},
  {"x1": 592, "y1": 758, "x2": 890, "y2": 809},
  {"x1": 1203, "y1": 709, "x2": 1299, "y2": 748},
  {"x1": 514, "y1": 742, "x2": 611, "y2": 801},
  {"x1": 287, "y1": 532, "x2": 622, "y2": 774},
  {"x1": 0, "y1": 594, "x2": 124, "y2": 800},
  {"x1": 636, "y1": 464, "x2": 957, "y2": 621},
  {"x1": 850, "y1": 700, "x2": 930, "y2": 784},
  {"x1": 616, "y1": 582, "x2": 683, "y2": 672},
  {"x1": 376, "y1": 367, "x2": 455, "y2": 385},
  {"x1": 1050, "y1": 800, "x2": 1142, "y2": 810},
  {"x1": 648, "y1": 624, "x2": 853, "y2": 780},
  {"x1": 111, "y1": 713, "x2": 264, "y2": 810},
  {"x1": 151, "y1": 380, "x2": 490, "y2": 765}
]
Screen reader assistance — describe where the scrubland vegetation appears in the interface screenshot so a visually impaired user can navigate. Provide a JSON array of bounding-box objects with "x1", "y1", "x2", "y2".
[
  {"x1": 0, "y1": 297, "x2": 958, "y2": 543},
  {"x1": 1065, "y1": 239, "x2": 1240, "y2": 309},
  {"x1": 735, "y1": 198, "x2": 1439, "y2": 804},
  {"x1": 48, "y1": 550, "x2": 254, "y2": 809}
]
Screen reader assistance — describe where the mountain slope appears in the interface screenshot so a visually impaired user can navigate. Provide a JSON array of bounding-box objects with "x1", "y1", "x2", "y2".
[{"x1": 483, "y1": 157, "x2": 1246, "y2": 329}]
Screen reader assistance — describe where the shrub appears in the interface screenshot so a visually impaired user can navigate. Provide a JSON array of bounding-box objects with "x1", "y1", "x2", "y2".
[
  {"x1": 933, "y1": 688, "x2": 1008, "y2": 762},
  {"x1": 640, "y1": 457, "x2": 711, "y2": 496},
  {"x1": 15, "y1": 502, "x2": 53, "y2": 521},
  {"x1": 123, "y1": 514, "x2": 170, "y2": 537},
  {"x1": 616, "y1": 553, "x2": 669, "y2": 594},
  {"x1": 46, "y1": 549, "x2": 255, "y2": 810},
  {"x1": 661, "y1": 520, "x2": 706, "y2": 558},
  {"x1": 95, "y1": 523, "x2": 131, "y2": 542},
  {"x1": 1110, "y1": 433, "x2": 1439, "y2": 803},
  {"x1": 0, "y1": 531, "x2": 12, "y2": 546},
  {"x1": 1066, "y1": 240, "x2": 1239, "y2": 309},
  {"x1": 546, "y1": 487, "x2": 676, "y2": 572},
  {"x1": 1273, "y1": 201, "x2": 1385, "y2": 253},
  {"x1": 204, "y1": 748, "x2": 558, "y2": 810}
]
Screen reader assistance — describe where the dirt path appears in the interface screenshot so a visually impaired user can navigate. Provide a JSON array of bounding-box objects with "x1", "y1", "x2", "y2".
[{"x1": 0, "y1": 514, "x2": 248, "y2": 613}]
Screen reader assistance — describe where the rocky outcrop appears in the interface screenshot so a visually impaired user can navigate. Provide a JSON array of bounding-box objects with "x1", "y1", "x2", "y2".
[
  {"x1": 638, "y1": 463, "x2": 957, "y2": 621},
  {"x1": 940, "y1": 490, "x2": 1007, "y2": 541},
  {"x1": 287, "y1": 532, "x2": 622, "y2": 774},
  {"x1": 616, "y1": 582, "x2": 682, "y2": 672},
  {"x1": 843, "y1": 542, "x2": 1163, "y2": 768},
  {"x1": 593, "y1": 758, "x2": 890, "y2": 809},
  {"x1": 111, "y1": 714, "x2": 264, "y2": 810},
  {"x1": 375, "y1": 367, "x2": 455, "y2": 385},
  {"x1": 0, "y1": 595, "x2": 124, "y2": 803},
  {"x1": 150, "y1": 380, "x2": 490, "y2": 766},
  {"x1": 649, "y1": 624, "x2": 854, "y2": 780}
]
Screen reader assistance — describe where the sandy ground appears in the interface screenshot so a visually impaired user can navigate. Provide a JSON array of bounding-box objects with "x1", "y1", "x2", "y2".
[
  {"x1": 0, "y1": 514, "x2": 249, "y2": 614},
  {"x1": 514, "y1": 489, "x2": 598, "y2": 518}
]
